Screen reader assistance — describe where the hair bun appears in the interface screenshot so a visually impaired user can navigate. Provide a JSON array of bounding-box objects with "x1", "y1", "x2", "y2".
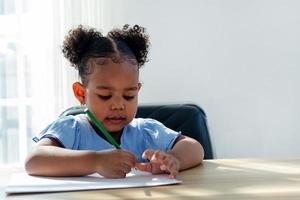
[
  {"x1": 62, "y1": 25, "x2": 103, "y2": 68},
  {"x1": 108, "y1": 24, "x2": 150, "y2": 67}
]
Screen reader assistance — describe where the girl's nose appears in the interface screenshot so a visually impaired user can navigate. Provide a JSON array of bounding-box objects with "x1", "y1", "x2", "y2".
[{"x1": 111, "y1": 97, "x2": 125, "y2": 110}]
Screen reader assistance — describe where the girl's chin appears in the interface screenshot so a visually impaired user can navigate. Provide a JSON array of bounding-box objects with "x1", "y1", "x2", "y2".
[
  {"x1": 104, "y1": 119, "x2": 129, "y2": 132},
  {"x1": 104, "y1": 124, "x2": 125, "y2": 133},
  {"x1": 106, "y1": 127, "x2": 122, "y2": 132}
]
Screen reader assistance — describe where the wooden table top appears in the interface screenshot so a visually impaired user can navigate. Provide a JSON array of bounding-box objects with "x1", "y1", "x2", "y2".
[{"x1": 1, "y1": 158, "x2": 300, "y2": 199}]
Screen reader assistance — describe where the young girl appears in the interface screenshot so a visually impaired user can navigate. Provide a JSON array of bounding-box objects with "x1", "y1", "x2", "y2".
[{"x1": 25, "y1": 24, "x2": 204, "y2": 179}]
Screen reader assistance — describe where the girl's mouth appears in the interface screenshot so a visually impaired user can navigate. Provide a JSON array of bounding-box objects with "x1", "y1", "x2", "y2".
[{"x1": 106, "y1": 116, "x2": 126, "y2": 124}]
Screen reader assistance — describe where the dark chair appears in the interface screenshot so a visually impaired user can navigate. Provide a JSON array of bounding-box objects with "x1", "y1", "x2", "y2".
[{"x1": 60, "y1": 104, "x2": 213, "y2": 159}]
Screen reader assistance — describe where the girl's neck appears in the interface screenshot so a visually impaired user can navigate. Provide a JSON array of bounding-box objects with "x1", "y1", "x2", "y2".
[{"x1": 87, "y1": 118, "x2": 122, "y2": 145}]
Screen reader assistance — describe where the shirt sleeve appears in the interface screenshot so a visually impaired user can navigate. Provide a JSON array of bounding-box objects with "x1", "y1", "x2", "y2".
[
  {"x1": 142, "y1": 118, "x2": 181, "y2": 151},
  {"x1": 32, "y1": 116, "x2": 80, "y2": 149}
]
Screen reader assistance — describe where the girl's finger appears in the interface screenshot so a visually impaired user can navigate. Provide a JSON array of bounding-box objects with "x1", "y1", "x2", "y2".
[
  {"x1": 135, "y1": 162, "x2": 152, "y2": 172},
  {"x1": 142, "y1": 149, "x2": 155, "y2": 160},
  {"x1": 153, "y1": 151, "x2": 167, "y2": 161},
  {"x1": 151, "y1": 163, "x2": 163, "y2": 174},
  {"x1": 160, "y1": 164, "x2": 167, "y2": 171},
  {"x1": 167, "y1": 162, "x2": 176, "y2": 173}
]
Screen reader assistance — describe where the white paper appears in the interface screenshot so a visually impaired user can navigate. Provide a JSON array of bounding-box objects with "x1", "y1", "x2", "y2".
[{"x1": 5, "y1": 169, "x2": 181, "y2": 194}]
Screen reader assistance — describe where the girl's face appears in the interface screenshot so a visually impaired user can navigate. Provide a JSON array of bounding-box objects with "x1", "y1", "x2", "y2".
[{"x1": 83, "y1": 59, "x2": 141, "y2": 133}]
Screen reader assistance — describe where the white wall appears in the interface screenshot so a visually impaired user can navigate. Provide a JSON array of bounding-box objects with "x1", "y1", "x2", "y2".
[{"x1": 101, "y1": 0, "x2": 300, "y2": 159}]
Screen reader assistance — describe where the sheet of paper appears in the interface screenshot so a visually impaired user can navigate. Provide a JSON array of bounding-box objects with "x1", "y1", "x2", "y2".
[{"x1": 5, "y1": 169, "x2": 182, "y2": 194}]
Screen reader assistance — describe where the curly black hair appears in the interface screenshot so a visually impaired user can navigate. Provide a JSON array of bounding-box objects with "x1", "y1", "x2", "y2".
[{"x1": 62, "y1": 24, "x2": 150, "y2": 85}]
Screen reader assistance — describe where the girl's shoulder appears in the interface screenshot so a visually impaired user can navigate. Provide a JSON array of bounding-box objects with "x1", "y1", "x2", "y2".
[
  {"x1": 42, "y1": 114, "x2": 88, "y2": 132},
  {"x1": 127, "y1": 118, "x2": 177, "y2": 136},
  {"x1": 128, "y1": 118, "x2": 164, "y2": 129},
  {"x1": 58, "y1": 113, "x2": 87, "y2": 123},
  {"x1": 36, "y1": 114, "x2": 90, "y2": 149},
  {"x1": 124, "y1": 118, "x2": 180, "y2": 151}
]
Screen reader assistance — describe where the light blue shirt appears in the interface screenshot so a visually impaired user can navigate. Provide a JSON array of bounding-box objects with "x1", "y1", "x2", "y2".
[{"x1": 34, "y1": 114, "x2": 181, "y2": 162}]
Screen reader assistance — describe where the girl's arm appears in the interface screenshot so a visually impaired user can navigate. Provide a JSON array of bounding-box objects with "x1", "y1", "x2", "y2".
[
  {"x1": 135, "y1": 136, "x2": 204, "y2": 178},
  {"x1": 169, "y1": 136, "x2": 204, "y2": 170},
  {"x1": 25, "y1": 138, "x2": 136, "y2": 178}
]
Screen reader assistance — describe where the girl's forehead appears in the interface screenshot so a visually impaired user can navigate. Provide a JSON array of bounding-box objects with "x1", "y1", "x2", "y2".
[
  {"x1": 88, "y1": 59, "x2": 139, "y2": 81},
  {"x1": 88, "y1": 66, "x2": 139, "y2": 90}
]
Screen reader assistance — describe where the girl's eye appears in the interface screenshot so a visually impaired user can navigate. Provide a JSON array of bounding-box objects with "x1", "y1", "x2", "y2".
[
  {"x1": 123, "y1": 96, "x2": 135, "y2": 101},
  {"x1": 98, "y1": 95, "x2": 112, "y2": 100}
]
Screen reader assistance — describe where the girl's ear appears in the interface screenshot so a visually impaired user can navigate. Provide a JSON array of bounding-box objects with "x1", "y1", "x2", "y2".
[
  {"x1": 72, "y1": 82, "x2": 85, "y2": 105},
  {"x1": 137, "y1": 82, "x2": 142, "y2": 92}
]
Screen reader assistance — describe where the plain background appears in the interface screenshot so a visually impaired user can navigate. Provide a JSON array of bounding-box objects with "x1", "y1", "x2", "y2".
[{"x1": 68, "y1": 0, "x2": 300, "y2": 159}]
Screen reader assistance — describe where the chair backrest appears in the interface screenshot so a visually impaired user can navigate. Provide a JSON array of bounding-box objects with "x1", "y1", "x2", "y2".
[{"x1": 60, "y1": 104, "x2": 213, "y2": 159}]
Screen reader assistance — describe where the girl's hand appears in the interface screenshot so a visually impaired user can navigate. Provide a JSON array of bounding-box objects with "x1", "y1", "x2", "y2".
[
  {"x1": 94, "y1": 149, "x2": 136, "y2": 178},
  {"x1": 135, "y1": 149, "x2": 180, "y2": 178}
]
